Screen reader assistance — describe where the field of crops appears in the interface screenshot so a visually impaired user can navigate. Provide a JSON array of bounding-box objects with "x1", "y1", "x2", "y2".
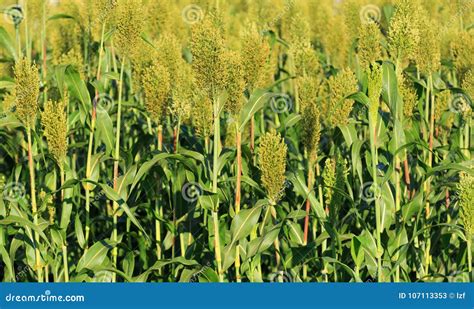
[{"x1": 0, "y1": 0, "x2": 472, "y2": 283}]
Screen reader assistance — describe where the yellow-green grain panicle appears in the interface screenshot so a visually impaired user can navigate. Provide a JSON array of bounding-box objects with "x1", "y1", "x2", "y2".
[
  {"x1": 190, "y1": 12, "x2": 227, "y2": 99},
  {"x1": 400, "y1": 76, "x2": 418, "y2": 120},
  {"x1": 142, "y1": 61, "x2": 171, "y2": 125},
  {"x1": 13, "y1": 58, "x2": 40, "y2": 127},
  {"x1": 358, "y1": 21, "x2": 382, "y2": 71},
  {"x1": 458, "y1": 171, "x2": 474, "y2": 237},
  {"x1": 368, "y1": 64, "x2": 382, "y2": 125},
  {"x1": 298, "y1": 76, "x2": 321, "y2": 164},
  {"x1": 114, "y1": 0, "x2": 145, "y2": 61},
  {"x1": 192, "y1": 91, "x2": 213, "y2": 139},
  {"x1": 415, "y1": 11, "x2": 441, "y2": 74},
  {"x1": 223, "y1": 50, "x2": 245, "y2": 115},
  {"x1": 388, "y1": 0, "x2": 420, "y2": 65},
  {"x1": 258, "y1": 130, "x2": 288, "y2": 204},
  {"x1": 41, "y1": 97, "x2": 68, "y2": 168},
  {"x1": 240, "y1": 23, "x2": 271, "y2": 92},
  {"x1": 327, "y1": 68, "x2": 358, "y2": 128}
]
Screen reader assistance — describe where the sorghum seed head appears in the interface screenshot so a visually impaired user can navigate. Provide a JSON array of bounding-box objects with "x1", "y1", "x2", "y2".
[
  {"x1": 156, "y1": 32, "x2": 184, "y2": 84},
  {"x1": 223, "y1": 50, "x2": 245, "y2": 115},
  {"x1": 115, "y1": 0, "x2": 145, "y2": 60},
  {"x1": 290, "y1": 40, "x2": 321, "y2": 78},
  {"x1": 96, "y1": 0, "x2": 118, "y2": 23},
  {"x1": 14, "y1": 58, "x2": 40, "y2": 127},
  {"x1": 142, "y1": 60, "x2": 170, "y2": 125},
  {"x1": 327, "y1": 68, "x2": 358, "y2": 128},
  {"x1": 258, "y1": 129, "x2": 288, "y2": 204},
  {"x1": 435, "y1": 91, "x2": 450, "y2": 121},
  {"x1": 414, "y1": 11, "x2": 441, "y2": 74},
  {"x1": 458, "y1": 171, "x2": 474, "y2": 236},
  {"x1": 323, "y1": 153, "x2": 347, "y2": 217},
  {"x1": 400, "y1": 76, "x2": 418, "y2": 119},
  {"x1": 388, "y1": 0, "x2": 420, "y2": 64},
  {"x1": 190, "y1": 11, "x2": 227, "y2": 99},
  {"x1": 298, "y1": 76, "x2": 321, "y2": 163},
  {"x1": 358, "y1": 21, "x2": 382, "y2": 71},
  {"x1": 368, "y1": 64, "x2": 382, "y2": 124},
  {"x1": 169, "y1": 63, "x2": 193, "y2": 122},
  {"x1": 41, "y1": 96, "x2": 68, "y2": 168},
  {"x1": 240, "y1": 23, "x2": 271, "y2": 92},
  {"x1": 462, "y1": 70, "x2": 474, "y2": 101},
  {"x1": 192, "y1": 90, "x2": 213, "y2": 138}
]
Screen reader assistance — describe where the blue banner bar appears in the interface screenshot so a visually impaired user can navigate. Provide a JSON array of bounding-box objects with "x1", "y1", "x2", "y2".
[{"x1": 0, "y1": 283, "x2": 472, "y2": 308}]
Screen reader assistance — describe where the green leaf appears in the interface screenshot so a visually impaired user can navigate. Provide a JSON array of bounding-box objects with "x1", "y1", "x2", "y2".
[
  {"x1": 402, "y1": 192, "x2": 423, "y2": 223},
  {"x1": 48, "y1": 13, "x2": 75, "y2": 21},
  {"x1": 0, "y1": 216, "x2": 51, "y2": 246},
  {"x1": 284, "y1": 113, "x2": 301, "y2": 130},
  {"x1": 132, "y1": 257, "x2": 199, "y2": 282},
  {"x1": 74, "y1": 214, "x2": 85, "y2": 249},
  {"x1": 230, "y1": 206, "x2": 262, "y2": 243},
  {"x1": 0, "y1": 27, "x2": 17, "y2": 60},
  {"x1": 247, "y1": 225, "x2": 281, "y2": 258},
  {"x1": 239, "y1": 89, "x2": 271, "y2": 131},
  {"x1": 0, "y1": 115, "x2": 22, "y2": 129},
  {"x1": 65, "y1": 66, "x2": 91, "y2": 109},
  {"x1": 286, "y1": 221, "x2": 304, "y2": 245},
  {"x1": 98, "y1": 183, "x2": 149, "y2": 240},
  {"x1": 0, "y1": 244, "x2": 14, "y2": 281},
  {"x1": 0, "y1": 80, "x2": 15, "y2": 89},
  {"x1": 130, "y1": 153, "x2": 177, "y2": 192},
  {"x1": 95, "y1": 105, "x2": 114, "y2": 155},
  {"x1": 288, "y1": 171, "x2": 326, "y2": 219},
  {"x1": 338, "y1": 123, "x2": 358, "y2": 147},
  {"x1": 351, "y1": 237, "x2": 364, "y2": 269},
  {"x1": 76, "y1": 239, "x2": 116, "y2": 273},
  {"x1": 382, "y1": 61, "x2": 398, "y2": 113}
]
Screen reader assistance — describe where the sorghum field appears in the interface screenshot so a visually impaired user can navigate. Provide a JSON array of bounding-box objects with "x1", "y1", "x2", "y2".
[{"x1": 0, "y1": 0, "x2": 472, "y2": 283}]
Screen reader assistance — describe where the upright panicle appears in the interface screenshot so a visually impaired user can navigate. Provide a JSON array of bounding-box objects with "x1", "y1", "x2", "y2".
[
  {"x1": 240, "y1": 23, "x2": 271, "y2": 92},
  {"x1": 13, "y1": 58, "x2": 40, "y2": 127},
  {"x1": 258, "y1": 129, "x2": 288, "y2": 204},
  {"x1": 358, "y1": 21, "x2": 382, "y2": 71},
  {"x1": 41, "y1": 96, "x2": 68, "y2": 168},
  {"x1": 190, "y1": 11, "x2": 227, "y2": 100},
  {"x1": 388, "y1": 0, "x2": 420, "y2": 66},
  {"x1": 326, "y1": 68, "x2": 358, "y2": 128},
  {"x1": 458, "y1": 171, "x2": 474, "y2": 237},
  {"x1": 114, "y1": 0, "x2": 145, "y2": 61}
]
